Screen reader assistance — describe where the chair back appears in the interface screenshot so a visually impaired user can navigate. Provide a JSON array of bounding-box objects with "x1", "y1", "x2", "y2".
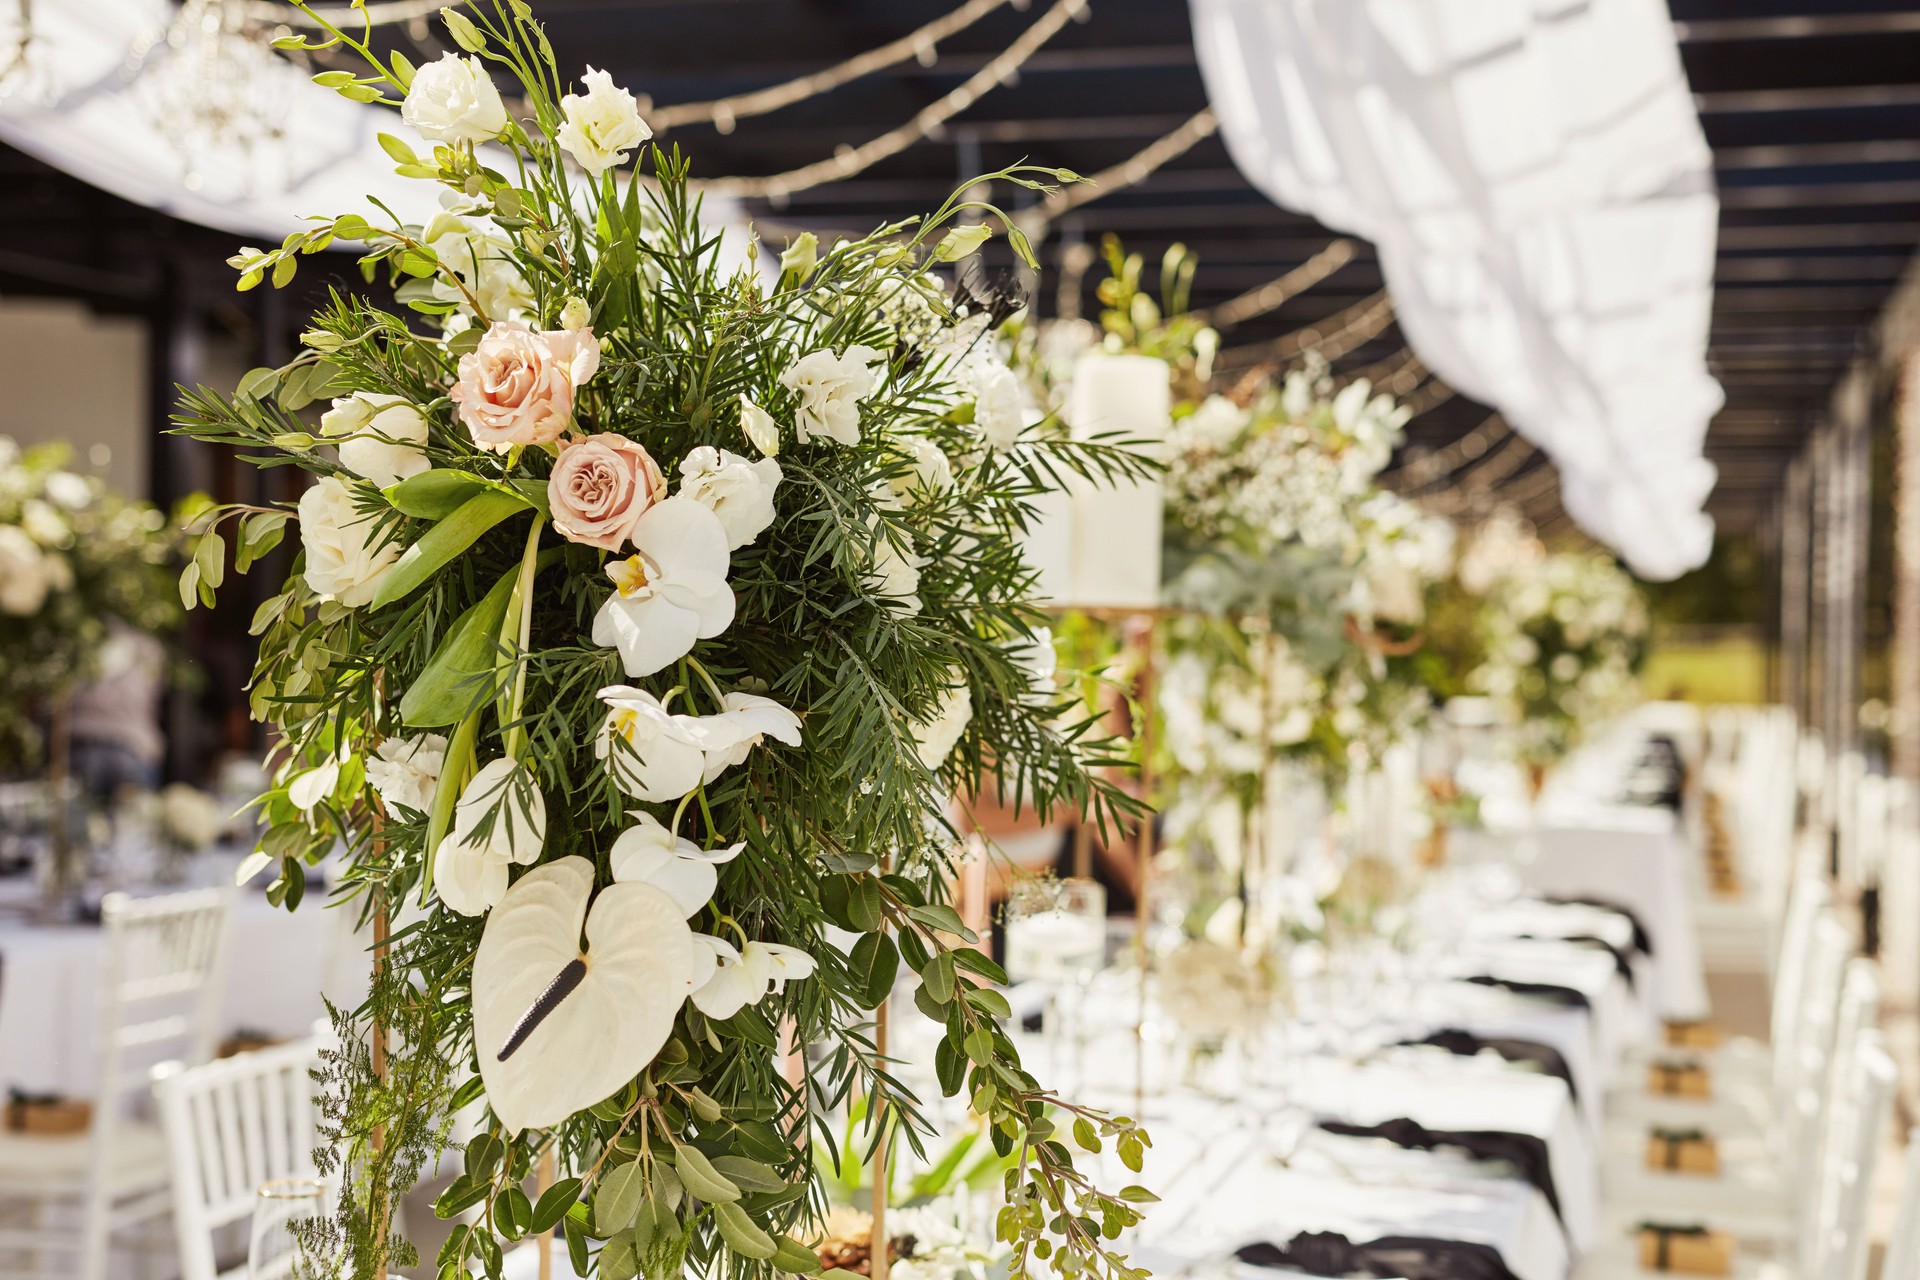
[
  {"x1": 151, "y1": 1037, "x2": 326, "y2": 1280},
  {"x1": 1799, "y1": 1032, "x2": 1895, "y2": 1280},
  {"x1": 1792, "y1": 960, "x2": 1879, "y2": 1217},
  {"x1": 1773, "y1": 902, "x2": 1843, "y2": 1107},
  {"x1": 1880, "y1": 1127, "x2": 1920, "y2": 1280}
]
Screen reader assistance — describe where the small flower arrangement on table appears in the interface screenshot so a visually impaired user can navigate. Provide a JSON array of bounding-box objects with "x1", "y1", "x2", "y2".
[{"x1": 177, "y1": 5, "x2": 1160, "y2": 1279}]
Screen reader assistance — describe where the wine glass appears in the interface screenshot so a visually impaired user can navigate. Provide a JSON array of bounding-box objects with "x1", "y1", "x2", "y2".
[
  {"x1": 247, "y1": 1178, "x2": 329, "y2": 1279},
  {"x1": 1004, "y1": 878, "x2": 1106, "y2": 1089}
]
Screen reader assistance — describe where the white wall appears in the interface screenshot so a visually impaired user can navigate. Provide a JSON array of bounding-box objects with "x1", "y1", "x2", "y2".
[{"x1": 0, "y1": 297, "x2": 148, "y2": 497}]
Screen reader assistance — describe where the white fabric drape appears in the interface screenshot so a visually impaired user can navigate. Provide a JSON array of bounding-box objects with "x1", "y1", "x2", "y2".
[
  {"x1": 0, "y1": 0, "x2": 752, "y2": 259},
  {"x1": 1190, "y1": 0, "x2": 1722, "y2": 579}
]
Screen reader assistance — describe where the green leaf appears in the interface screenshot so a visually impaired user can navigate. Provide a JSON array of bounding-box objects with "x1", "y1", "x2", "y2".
[
  {"x1": 1117, "y1": 1184, "x2": 1159, "y2": 1203},
  {"x1": 389, "y1": 50, "x2": 417, "y2": 91},
  {"x1": 370, "y1": 490, "x2": 527, "y2": 610},
  {"x1": 600, "y1": 1229, "x2": 639, "y2": 1280},
  {"x1": 687, "y1": 1087, "x2": 723, "y2": 1123},
  {"x1": 847, "y1": 931, "x2": 898, "y2": 1009},
  {"x1": 1072, "y1": 1118, "x2": 1100, "y2": 1152},
  {"x1": 178, "y1": 561, "x2": 201, "y2": 611},
  {"x1": 194, "y1": 531, "x2": 225, "y2": 590},
  {"x1": 433, "y1": 1174, "x2": 488, "y2": 1219},
  {"x1": 236, "y1": 366, "x2": 281, "y2": 401},
  {"x1": 595, "y1": 1160, "x2": 647, "y2": 1234},
  {"x1": 712, "y1": 1201, "x2": 777, "y2": 1260},
  {"x1": 772, "y1": 1236, "x2": 824, "y2": 1274},
  {"x1": 377, "y1": 132, "x2": 419, "y2": 165},
  {"x1": 672, "y1": 1143, "x2": 741, "y2": 1204},
  {"x1": 563, "y1": 1213, "x2": 590, "y2": 1273},
  {"x1": 963, "y1": 1027, "x2": 993, "y2": 1065},
  {"x1": 709, "y1": 1156, "x2": 785, "y2": 1193},
  {"x1": 920, "y1": 952, "x2": 955, "y2": 1003},
  {"x1": 934, "y1": 1035, "x2": 966, "y2": 1096},
  {"x1": 530, "y1": 1177, "x2": 582, "y2": 1234},
  {"x1": 907, "y1": 903, "x2": 975, "y2": 941},
  {"x1": 846, "y1": 875, "x2": 884, "y2": 933},
  {"x1": 399, "y1": 564, "x2": 518, "y2": 728},
  {"x1": 464, "y1": 1134, "x2": 504, "y2": 1180},
  {"x1": 963, "y1": 987, "x2": 1012, "y2": 1019},
  {"x1": 385, "y1": 468, "x2": 500, "y2": 520},
  {"x1": 952, "y1": 949, "x2": 1009, "y2": 985},
  {"x1": 498, "y1": 1186, "x2": 532, "y2": 1240}
]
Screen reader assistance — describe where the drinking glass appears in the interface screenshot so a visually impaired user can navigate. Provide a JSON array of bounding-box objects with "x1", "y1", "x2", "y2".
[
  {"x1": 1004, "y1": 878, "x2": 1106, "y2": 1088},
  {"x1": 247, "y1": 1178, "x2": 329, "y2": 1279}
]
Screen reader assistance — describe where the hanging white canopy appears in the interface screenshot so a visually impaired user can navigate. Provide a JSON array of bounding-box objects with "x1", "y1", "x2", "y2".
[
  {"x1": 0, "y1": 0, "x2": 753, "y2": 264},
  {"x1": 1189, "y1": 0, "x2": 1723, "y2": 580}
]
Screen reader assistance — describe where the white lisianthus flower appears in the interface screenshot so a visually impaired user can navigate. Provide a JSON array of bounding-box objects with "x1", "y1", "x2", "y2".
[
  {"x1": 558, "y1": 295, "x2": 592, "y2": 332},
  {"x1": 556, "y1": 66, "x2": 651, "y2": 175},
  {"x1": 890, "y1": 436, "x2": 953, "y2": 507},
  {"x1": 364, "y1": 732, "x2": 449, "y2": 816},
  {"x1": 596, "y1": 685, "x2": 707, "y2": 802},
  {"x1": 0, "y1": 525, "x2": 52, "y2": 615},
  {"x1": 676, "y1": 447, "x2": 782, "y2": 550},
  {"x1": 321, "y1": 392, "x2": 431, "y2": 490},
  {"x1": 401, "y1": 53, "x2": 509, "y2": 144},
  {"x1": 969, "y1": 362, "x2": 1025, "y2": 451},
  {"x1": 684, "y1": 692, "x2": 804, "y2": 783},
  {"x1": 932, "y1": 223, "x2": 992, "y2": 262},
  {"x1": 609, "y1": 810, "x2": 743, "y2": 917},
  {"x1": 780, "y1": 345, "x2": 883, "y2": 446},
  {"x1": 910, "y1": 679, "x2": 972, "y2": 769},
  {"x1": 436, "y1": 759, "x2": 546, "y2": 916},
  {"x1": 422, "y1": 205, "x2": 536, "y2": 324},
  {"x1": 591, "y1": 497, "x2": 736, "y2": 677},
  {"x1": 864, "y1": 519, "x2": 925, "y2": 612},
  {"x1": 297, "y1": 476, "x2": 400, "y2": 608},
  {"x1": 738, "y1": 395, "x2": 781, "y2": 457},
  {"x1": 688, "y1": 937, "x2": 818, "y2": 1019}
]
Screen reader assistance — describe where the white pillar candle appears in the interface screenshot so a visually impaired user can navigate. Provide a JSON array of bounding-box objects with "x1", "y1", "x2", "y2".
[{"x1": 1062, "y1": 352, "x2": 1170, "y2": 610}]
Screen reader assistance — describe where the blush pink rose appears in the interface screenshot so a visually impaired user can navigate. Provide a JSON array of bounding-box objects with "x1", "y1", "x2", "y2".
[
  {"x1": 547, "y1": 433, "x2": 666, "y2": 550},
  {"x1": 451, "y1": 321, "x2": 602, "y2": 452}
]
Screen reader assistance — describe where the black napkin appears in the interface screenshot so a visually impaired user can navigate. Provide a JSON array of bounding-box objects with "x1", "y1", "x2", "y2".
[
  {"x1": 1235, "y1": 1230, "x2": 1520, "y2": 1279},
  {"x1": 1461, "y1": 974, "x2": 1589, "y2": 1009},
  {"x1": 1515, "y1": 932, "x2": 1635, "y2": 989},
  {"x1": 1319, "y1": 1116, "x2": 1563, "y2": 1225},
  {"x1": 1400, "y1": 1028, "x2": 1577, "y2": 1103},
  {"x1": 1541, "y1": 894, "x2": 1653, "y2": 956}
]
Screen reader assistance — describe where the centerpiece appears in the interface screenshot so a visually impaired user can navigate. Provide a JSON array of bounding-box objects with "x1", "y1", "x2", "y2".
[{"x1": 176, "y1": 6, "x2": 1158, "y2": 1277}]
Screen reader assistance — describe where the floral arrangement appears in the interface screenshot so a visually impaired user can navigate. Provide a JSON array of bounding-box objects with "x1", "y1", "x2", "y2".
[
  {"x1": 0, "y1": 437, "x2": 191, "y2": 767},
  {"x1": 1455, "y1": 512, "x2": 1647, "y2": 766},
  {"x1": 177, "y1": 6, "x2": 1157, "y2": 1279}
]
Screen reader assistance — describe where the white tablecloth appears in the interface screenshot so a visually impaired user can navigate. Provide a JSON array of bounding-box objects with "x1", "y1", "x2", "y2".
[{"x1": 0, "y1": 893, "x2": 368, "y2": 1094}]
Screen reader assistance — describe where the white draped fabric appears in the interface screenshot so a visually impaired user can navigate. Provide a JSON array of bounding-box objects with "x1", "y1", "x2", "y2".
[
  {"x1": 1189, "y1": 0, "x2": 1722, "y2": 579},
  {"x1": 0, "y1": 0, "x2": 751, "y2": 255}
]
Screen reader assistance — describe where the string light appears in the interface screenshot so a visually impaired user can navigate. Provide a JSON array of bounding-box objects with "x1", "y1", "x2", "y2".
[
  {"x1": 245, "y1": 0, "x2": 446, "y2": 26},
  {"x1": 1398, "y1": 379, "x2": 1456, "y2": 417},
  {"x1": 1197, "y1": 238, "x2": 1355, "y2": 328},
  {"x1": 648, "y1": 0, "x2": 1018, "y2": 133},
  {"x1": 695, "y1": 0, "x2": 1085, "y2": 203},
  {"x1": 1343, "y1": 348, "x2": 1423, "y2": 394},
  {"x1": 1384, "y1": 414, "x2": 1509, "y2": 489}
]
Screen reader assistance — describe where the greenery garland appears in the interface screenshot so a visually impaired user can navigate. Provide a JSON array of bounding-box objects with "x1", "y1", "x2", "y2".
[{"x1": 177, "y1": 6, "x2": 1158, "y2": 1277}]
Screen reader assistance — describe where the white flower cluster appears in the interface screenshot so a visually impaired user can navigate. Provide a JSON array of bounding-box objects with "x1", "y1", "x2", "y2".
[{"x1": 0, "y1": 437, "x2": 81, "y2": 616}]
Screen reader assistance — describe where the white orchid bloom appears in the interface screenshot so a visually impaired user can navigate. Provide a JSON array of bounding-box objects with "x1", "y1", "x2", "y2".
[
  {"x1": 684, "y1": 692, "x2": 803, "y2": 783},
  {"x1": 287, "y1": 756, "x2": 341, "y2": 812},
  {"x1": 595, "y1": 685, "x2": 707, "y2": 802},
  {"x1": 609, "y1": 810, "x2": 743, "y2": 917},
  {"x1": 591, "y1": 497, "x2": 736, "y2": 678},
  {"x1": 687, "y1": 937, "x2": 818, "y2": 1019},
  {"x1": 436, "y1": 758, "x2": 547, "y2": 916}
]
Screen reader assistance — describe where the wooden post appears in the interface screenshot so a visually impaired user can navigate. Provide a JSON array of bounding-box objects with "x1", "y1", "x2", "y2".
[
  {"x1": 869, "y1": 994, "x2": 889, "y2": 1280},
  {"x1": 536, "y1": 1147, "x2": 556, "y2": 1280},
  {"x1": 370, "y1": 891, "x2": 391, "y2": 1280}
]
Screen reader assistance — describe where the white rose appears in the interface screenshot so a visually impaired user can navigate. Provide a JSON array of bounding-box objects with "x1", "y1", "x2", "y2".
[
  {"x1": 969, "y1": 362, "x2": 1025, "y2": 451},
  {"x1": 779, "y1": 345, "x2": 883, "y2": 446},
  {"x1": 401, "y1": 53, "x2": 509, "y2": 145},
  {"x1": 556, "y1": 66, "x2": 651, "y2": 175},
  {"x1": 864, "y1": 519, "x2": 925, "y2": 612},
  {"x1": 676, "y1": 447, "x2": 781, "y2": 550},
  {"x1": 322, "y1": 392, "x2": 431, "y2": 490},
  {"x1": 0, "y1": 525, "x2": 51, "y2": 615},
  {"x1": 365, "y1": 732, "x2": 449, "y2": 816},
  {"x1": 298, "y1": 476, "x2": 401, "y2": 608},
  {"x1": 910, "y1": 679, "x2": 972, "y2": 769}
]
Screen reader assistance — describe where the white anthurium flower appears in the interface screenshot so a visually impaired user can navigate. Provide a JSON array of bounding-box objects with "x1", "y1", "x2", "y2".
[
  {"x1": 556, "y1": 66, "x2": 652, "y2": 175},
  {"x1": 910, "y1": 679, "x2": 973, "y2": 769},
  {"x1": 591, "y1": 497, "x2": 736, "y2": 678},
  {"x1": 687, "y1": 938, "x2": 818, "y2": 1020},
  {"x1": 321, "y1": 392, "x2": 431, "y2": 490},
  {"x1": 677, "y1": 447, "x2": 782, "y2": 550},
  {"x1": 684, "y1": 692, "x2": 804, "y2": 784},
  {"x1": 780, "y1": 345, "x2": 883, "y2": 446},
  {"x1": 595, "y1": 685, "x2": 707, "y2": 802},
  {"x1": 609, "y1": 810, "x2": 743, "y2": 917},
  {"x1": 402, "y1": 53, "x2": 509, "y2": 144},
  {"x1": 365, "y1": 732, "x2": 448, "y2": 816},
  {"x1": 472, "y1": 856, "x2": 693, "y2": 1134},
  {"x1": 436, "y1": 759, "x2": 547, "y2": 916},
  {"x1": 738, "y1": 394, "x2": 781, "y2": 458}
]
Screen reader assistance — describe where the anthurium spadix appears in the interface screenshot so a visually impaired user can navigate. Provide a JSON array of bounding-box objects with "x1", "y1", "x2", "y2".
[{"x1": 472, "y1": 856, "x2": 694, "y2": 1134}]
